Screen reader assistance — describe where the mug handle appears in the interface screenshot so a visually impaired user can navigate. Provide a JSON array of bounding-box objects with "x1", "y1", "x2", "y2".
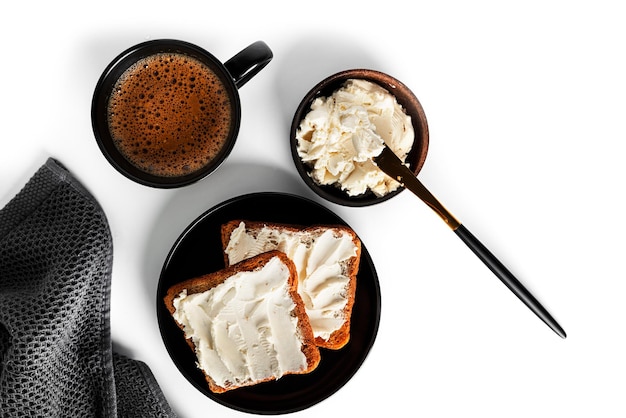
[{"x1": 224, "y1": 41, "x2": 273, "y2": 88}]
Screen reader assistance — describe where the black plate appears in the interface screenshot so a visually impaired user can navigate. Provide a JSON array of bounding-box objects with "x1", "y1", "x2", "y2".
[{"x1": 156, "y1": 192, "x2": 381, "y2": 414}]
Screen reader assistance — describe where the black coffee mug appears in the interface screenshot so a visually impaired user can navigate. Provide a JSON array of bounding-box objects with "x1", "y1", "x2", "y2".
[{"x1": 91, "y1": 39, "x2": 272, "y2": 188}]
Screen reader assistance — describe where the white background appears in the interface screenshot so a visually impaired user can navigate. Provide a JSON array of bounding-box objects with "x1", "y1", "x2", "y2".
[{"x1": 1, "y1": 1, "x2": 624, "y2": 417}]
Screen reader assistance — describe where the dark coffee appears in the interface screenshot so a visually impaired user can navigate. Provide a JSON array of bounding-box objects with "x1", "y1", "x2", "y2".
[{"x1": 107, "y1": 52, "x2": 232, "y2": 177}]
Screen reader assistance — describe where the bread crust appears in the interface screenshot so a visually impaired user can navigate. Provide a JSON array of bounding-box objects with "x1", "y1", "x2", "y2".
[
  {"x1": 220, "y1": 220, "x2": 361, "y2": 350},
  {"x1": 163, "y1": 250, "x2": 321, "y2": 393}
]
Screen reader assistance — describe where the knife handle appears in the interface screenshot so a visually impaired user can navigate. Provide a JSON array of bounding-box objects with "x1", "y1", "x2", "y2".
[{"x1": 454, "y1": 224, "x2": 566, "y2": 338}]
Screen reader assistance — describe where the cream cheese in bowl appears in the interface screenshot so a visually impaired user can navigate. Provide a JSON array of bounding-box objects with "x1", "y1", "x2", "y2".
[
  {"x1": 290, "y1": 69, "x2": 429, "y2": 207},
  {"x1": 296, "y1": 79, "x2": 415, "y2": 197}
]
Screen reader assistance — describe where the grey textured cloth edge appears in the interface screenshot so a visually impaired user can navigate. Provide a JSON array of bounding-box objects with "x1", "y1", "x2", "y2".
[{"x1": 0, "y1": 158, "x2": 176, "y2": 418}]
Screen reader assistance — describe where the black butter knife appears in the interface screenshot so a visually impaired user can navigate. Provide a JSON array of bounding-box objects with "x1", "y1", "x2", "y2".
[{"x1": 375, "y1": 145, "x2": 566, "y2": 338}]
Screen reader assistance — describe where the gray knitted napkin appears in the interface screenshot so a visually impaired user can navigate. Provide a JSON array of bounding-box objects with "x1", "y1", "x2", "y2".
[{"x1": 0, "y1": 158, "x2": 176, "y2": 417}]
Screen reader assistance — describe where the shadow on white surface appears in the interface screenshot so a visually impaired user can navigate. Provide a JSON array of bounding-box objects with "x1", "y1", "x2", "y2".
[{"x1": 273, "y1": 34, "x2": 382, "y2": 133}]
